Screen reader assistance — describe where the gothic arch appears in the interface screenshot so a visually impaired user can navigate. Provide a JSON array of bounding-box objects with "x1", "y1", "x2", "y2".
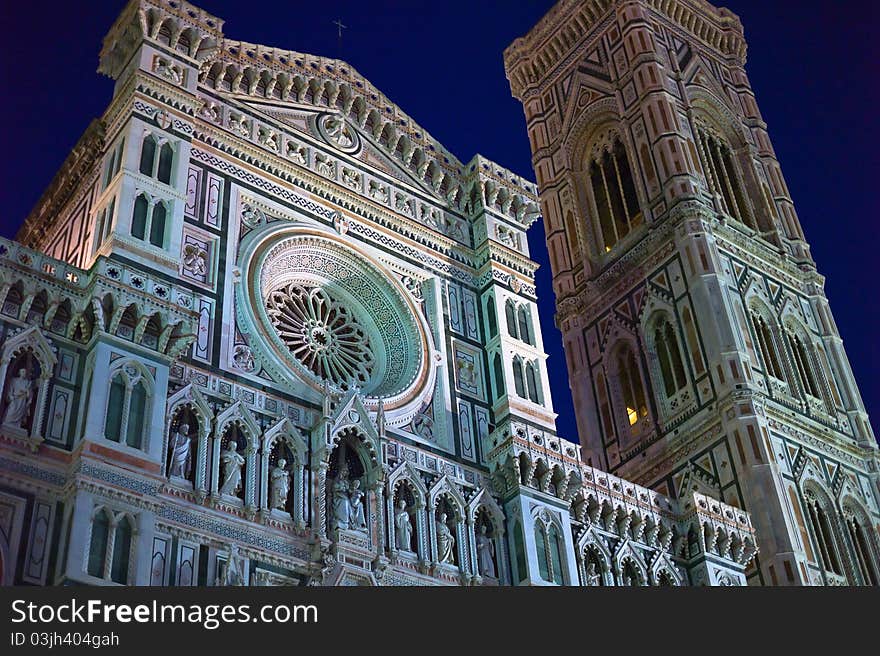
[
  {"x1": 651, "y1": 554, "x2": 682, "y2": 586},
  {"x1": 606, "y1": 337, "x2": 651, "y2": 439},
  {"x1": 428, "y1": 475, "x2": 466, "y2": 520},
  {"x1": 563, "y1": 100, "x2": 621, "y2": 170},
  {"x1": 0, "y1": 325, "x2": 56, "y2": 440},
  {"x1": 164, "y1": 383, "x2": 212, "y2": 483},
  {"x1": 745, "y1": 295, "x2": 788, "y2": 384},
  {"x1": 839, "y1": 494, "x2": 880, "y2": 586},
  {"x1": 801, "y1": 477, "x2": 850, "y2": 582},
  {"x1": 261, "y1": 417, "x2": 307, "y2": 521},
  {"x1": 468, "y1": 487, "x2": 505, "y2": 534},
  {"x1": 103, "y1": 358, "x2": 156, "y2": 450},
  {"x1": 642, "y1": 305, "x2": 691, "y2": 409},
  {"x1": 687, "y1": 89, "x2": 749, "y2": 151},
  {"x1": 214, "y1": 400, "x2": 260, "y2": 451},
  {"x1": 615, "y1": 545, "x2": 648, "y2": 586},
  {"x1": 388, "y1": 461, "x2": 427, "y2": 509}
]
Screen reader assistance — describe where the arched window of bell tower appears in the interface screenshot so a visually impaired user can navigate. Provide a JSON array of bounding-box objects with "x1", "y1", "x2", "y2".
[
  {"x1": 693, "y1": 119, "x2": 755, "y2": 230},
  {"x1": 803, "y1": 485, "x2": 846, "y2": 581},
  {"x1": 585, "y1": 135, "x2": 643, "y2": 254},
  {"x1": 748, "y1": 307, "x2": 785, "y2": 382},
  {"x1": 783, "y1": 323, "x2": 821, "y2": 400},
  {"x1": 841, "y1": 499, "x2": 880, "y2": 586},
  {"x1": 650, "y1": 315, "x2": 688, "y2": 398},
  {"x1": 611, "y1": 342, "x2": 649, "y2": 429}
]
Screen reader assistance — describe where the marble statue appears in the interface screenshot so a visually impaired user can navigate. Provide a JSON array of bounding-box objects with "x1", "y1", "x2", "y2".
[
  {"x1": 217, "y1": 545, "x2": 245, "y2": 586},
  {"x1": 394, "y1": 499, "x2": 413, "y2": 552},
  {"x1": 331, "y1": 470, "x2": 350, "y2": 530},
  {"x1": 2, "y1": 368, "x2": 34, "y2": 428},
  {"x1": 476, "y1": 525, "x2": 496, "y2": 578},
  {"x1": 586, "y1": 562, "x2": 601, "y2": 587},
  {"x1": 168, "y1": 422, "x2": 193, "y2": 479},
  {"x1": 269, "y1": 458, "x2": 290, "y2": 511},
  {"x1": 219, "y1": 441, "x2": 245, "y2": 496},
  {"x1": 436, "y1": 512, "x2": 455, "y2": 564},
  {"x1": 348, "y1": 478, "x2": 367, "y2": 530}
]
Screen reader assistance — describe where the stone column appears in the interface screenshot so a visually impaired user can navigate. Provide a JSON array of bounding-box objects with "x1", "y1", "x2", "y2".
[
  {"x1": 293, "y1": 461, "x2": 305, "y2": 529},
  {"x1": 373, "y1": 482, "x2": 386, "y2": 554},
  {"x1": 315, "y1": 461, "x2": 329, "y2": 538}
]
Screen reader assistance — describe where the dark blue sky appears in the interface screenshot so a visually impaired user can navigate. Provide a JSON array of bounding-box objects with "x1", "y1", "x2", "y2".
[{"x1": 0, "y1": 1, "x2": 876, "y2": 444}]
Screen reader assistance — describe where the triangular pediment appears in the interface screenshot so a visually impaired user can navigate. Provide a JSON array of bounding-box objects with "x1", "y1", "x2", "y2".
[{"x1": 229, "y1": 97, "x2": 450, "y2": 200}]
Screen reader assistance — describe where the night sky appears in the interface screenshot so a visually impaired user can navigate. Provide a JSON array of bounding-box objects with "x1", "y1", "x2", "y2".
[{"x1": 0, "y1": 1, "x2": 876, "y2": 445}]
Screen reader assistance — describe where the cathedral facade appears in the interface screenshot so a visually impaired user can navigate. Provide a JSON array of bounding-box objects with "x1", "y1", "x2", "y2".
[
  {"x1": 1, "y1": 0, "x2": 849, "y2": 588},
  {"x1": 504, "y1": 0, "x2": 880, "y2": 585}
]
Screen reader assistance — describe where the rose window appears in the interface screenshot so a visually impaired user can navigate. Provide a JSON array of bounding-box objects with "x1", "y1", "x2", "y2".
[
  {"x1": 266, "y1": 283, "x2": 374, "y2": 388},
  {"x1": 240, "y1": 229, "x2": 435, "y2": 415}
]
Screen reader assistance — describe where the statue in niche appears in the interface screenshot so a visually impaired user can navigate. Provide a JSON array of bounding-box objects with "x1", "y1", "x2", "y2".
[
  {"x1": 331, "y1": 466, "x2": 351, "y2": 530},
  {"x1": 435, "y1": 512, "x2": 455, "y2": 564},
  {"x1": 476, "y1": 525, "x2": 496, "y2": 578},
  {"x1": 586, "y1": 562, "x2": 601, "y2": 587},
  {"x1": 216, "y1": 545, "x2": 245, "y2": 586},
  {"x1": 168, "y1": 422, "x2": 193, "y2": 479},
  {"x1": 219, "y1": 440, "x2": 245, "y2": 497},
  {"x1": 348, "y1": 479, "x2": 367, "y2": 531},
  {"x1": 394, "y1": 499, "x2": 413, "y2": 552},
  {"x1": 269, "y1": 458, "x2": 290, "y2": 511},
  {"x1": 2, "y1": 367, "x2": 34, "y2": 429}
]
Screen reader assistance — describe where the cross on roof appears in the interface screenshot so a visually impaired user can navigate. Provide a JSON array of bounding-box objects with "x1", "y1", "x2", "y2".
[{"x1": 333, "y1": 18, "x2": 347, "y2": 39}]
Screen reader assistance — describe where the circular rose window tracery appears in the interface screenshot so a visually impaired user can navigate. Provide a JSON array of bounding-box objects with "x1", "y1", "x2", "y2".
[
  {"x1": 266, "y1": 283, "x2": 374, "y2": 389},
  {"x1": 243, "y1": 231, "x2": 432, "y2": 408}
]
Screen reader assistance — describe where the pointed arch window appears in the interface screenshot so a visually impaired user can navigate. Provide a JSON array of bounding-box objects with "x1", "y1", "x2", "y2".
[
  {"x1": 695, "y1": 126, "x2": 753, "y2": 229},
  {"x1": 750, "y1": 311, "x2": 784, "y2": 380},
  {"x1": 93, "y1": 197, "x2": 117, "y2": 253},
  {"x1": 131, "y1": 195, "x2": 149, "y2": 240},
  {"x1": 87, "y1": 510, "x2": 111, "y2": 578},
  {"x1": 139, "y1": 135, "x2": 157, "y2": 176},
  {"x1": 804, "y1": 490, "x2": 843, "y2": 577},
  {"x1": 88, "y1": 508, "x2": 134, "y2": 584},
  {"x1": 535, "y1": 524, "x2": 550, "y2": 582},
  {"x1": 157, "y1": 143, "x2": 174, "y2": 184},
  {"x1": 512, "y1": 357, "x2": 526, "y2": 398},
  {"x1": 110, "y1": 517, "x2": 133, "y2": 584},
  {"x1": 525, "y1": 362, "x2": 541, "y2": 404},
  {"x1": 654, "y1": 317, "x2": 687, "y2": 396},
  {"x1": 588, "y1": 137, "x2": 642, "y2": 253},
  {"x1": 103, "y1": 365, "x2": 151, "y2": 451},
  {"x1": 513, "y1": 521, "x2": 528, "y2": 583},
  {"x1": 548, "y1": 525, "x2": 565, "y2": 585},
  {"x1": 534, "y1": 518, "x2": 565, "y2": 584},
  {"x1": 505, "y1": 301, "x2": 518, "y2": 339},
  {"x1": 493, "y1": 354, "x2": 505, "y2": 401},
  {"x1": 131, "y1": 194, "x2": 169, "y2": 249},
  {"x1": 617, "y1": 345, "x2": 648, "y2": 426},
  {"x1": 785, "y1": 330, "x2": 820, "y2": 398},
  {"x1": 485, "y1": 297, "x2": 497, "y2": 338},
  {"x1": 102, "y1": 138, "x2": 125, "y2": 190},
  {"x1": 843, "y1": 506, "x2": 879, "y2": 586},
  {"x1": 139, "y1": 133, "x2": 175, "y2": 185},
  {"x1": 517, "y1": 306, "x2": 533, "y2": 346},
  {"x1": 149, "y1": 202, "x2": 167, "y2": 247}
]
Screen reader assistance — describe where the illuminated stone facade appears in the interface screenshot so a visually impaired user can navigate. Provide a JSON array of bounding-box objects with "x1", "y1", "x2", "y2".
[
  {"x1": 0, "y1": 0, "x2": 755, "y2": 587},
  {"x1": 504, "y1": 0, "x2": 880, "y2": 585}
]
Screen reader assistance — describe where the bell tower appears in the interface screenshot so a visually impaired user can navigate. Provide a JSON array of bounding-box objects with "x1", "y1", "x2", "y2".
[{"x1": 505, "y1": 0, "x2": 880, "y2": 585}]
